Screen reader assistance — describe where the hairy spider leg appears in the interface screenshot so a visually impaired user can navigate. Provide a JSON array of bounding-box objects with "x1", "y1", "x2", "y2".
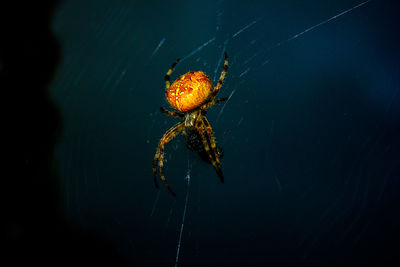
[
  {"x1": 195, "y1": 119, "x2": 224, "y2": 183},
  {"x1": 153, "y1": 122, "x2": 185, "y2": 196},
  {"x1": 201, "y1": 116, "x2": 224, "y2": 182},
  {"x1": 212, "y1": 52, "x2": 228, "y2": 97},
  {"x1": 201, "y1": 97, "x2": 228, "y2": 110},
  {"x1": 165, "y1": 58, "x2": 180, "y2": 91},
  {"x1": 160, "y1": 107, "x2": 184, "y2": 118}
]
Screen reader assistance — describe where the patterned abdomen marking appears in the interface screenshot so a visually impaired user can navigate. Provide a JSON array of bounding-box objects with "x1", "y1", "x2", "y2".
[{"x1": 166, "y1": 71, "x2": 213, "y2": 112}]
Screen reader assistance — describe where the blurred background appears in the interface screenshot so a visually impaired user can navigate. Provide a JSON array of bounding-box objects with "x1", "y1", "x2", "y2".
[{"x1": 2, "y1": 0, "x2": 399, "y2": 266}]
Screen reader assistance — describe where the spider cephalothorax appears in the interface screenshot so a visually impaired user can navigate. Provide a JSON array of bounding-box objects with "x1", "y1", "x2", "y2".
[{"x1": 152, "y1": 53, "x2": 229, "y2": 196}]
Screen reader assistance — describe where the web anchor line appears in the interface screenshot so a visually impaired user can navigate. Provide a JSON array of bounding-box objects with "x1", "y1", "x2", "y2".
[{"x1": 174, "y1": 157, "x2": 192, "y2": 267}]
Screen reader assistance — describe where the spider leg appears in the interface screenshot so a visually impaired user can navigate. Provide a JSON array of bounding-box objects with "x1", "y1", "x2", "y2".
[
  {"x1": 214, "y1": 97, "x2": 228, "y2": 104},
  {"x1": 181, "y1": 129, "x2": 188, "y2": 139},
  {"x1": 195, "y1": 117, "x2": 224, "y2": 183},
  {"x1": 152, "y1": 122, "x2": 185, "y2": 196},
  {"x1": 201, "y1": 97, "x2": 228, "y2": 110},
  {"x1": 212, "y1": 52, "x2": 228, "y2": 98},
  {"x1": 201, "y1": 116, "x2": 224, "y2": 181},
  {"x1": 165, "y1": 58, "x2": 180, "y2": 91},
  {"x1": 160, "y1": 107, "x2": 184, "y2": 118}
]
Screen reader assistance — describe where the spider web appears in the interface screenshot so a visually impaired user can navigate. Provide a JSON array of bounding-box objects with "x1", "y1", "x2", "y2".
[{"x1": 50, "y1": 0, "x2": 400, "y2": 265}]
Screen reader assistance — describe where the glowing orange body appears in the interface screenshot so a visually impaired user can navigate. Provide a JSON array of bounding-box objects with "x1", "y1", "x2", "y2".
[{"x1": 166, "y1": 71, "x2": 213, "y2": 112}]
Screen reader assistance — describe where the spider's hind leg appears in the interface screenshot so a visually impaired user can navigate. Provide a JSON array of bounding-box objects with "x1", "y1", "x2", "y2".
[
  {"x1": 212, "y1": 52, "x2": 228, "y2": 97},
  {"x1": 165, "y1": 58, "x2": 180, "y2": 91}
]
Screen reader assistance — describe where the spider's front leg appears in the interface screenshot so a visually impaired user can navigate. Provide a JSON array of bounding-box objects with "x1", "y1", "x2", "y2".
[
  {"x1": 195, "y1": 117, "x2": 224, "y2": 183},
  {"x1": 153, "y1": 122, "x2": 185, "y2": 196}
]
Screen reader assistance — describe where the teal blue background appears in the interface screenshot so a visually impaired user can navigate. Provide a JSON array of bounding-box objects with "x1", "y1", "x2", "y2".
[{"x1": 6, "y1": 0, "x2": 398, "y2": 266}]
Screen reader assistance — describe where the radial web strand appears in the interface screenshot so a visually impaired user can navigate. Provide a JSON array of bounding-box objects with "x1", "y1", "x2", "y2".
[{"x1": 174, "y1": 156, "x2": 192, "y2": 267}]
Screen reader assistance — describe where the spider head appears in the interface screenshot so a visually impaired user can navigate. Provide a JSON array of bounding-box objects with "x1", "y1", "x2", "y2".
[{"x1": 166, "y1": 71, "x2": 213, "y2": 112}]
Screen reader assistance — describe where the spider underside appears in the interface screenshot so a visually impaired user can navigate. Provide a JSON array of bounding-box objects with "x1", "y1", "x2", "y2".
[{"x1": 152, "y1": 53, "x2": 229, "y2": 196}]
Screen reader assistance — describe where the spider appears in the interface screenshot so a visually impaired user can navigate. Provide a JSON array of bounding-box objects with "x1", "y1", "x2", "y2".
[{"x1": 152, "y1": 52, "x2": 229, "y2": 196}]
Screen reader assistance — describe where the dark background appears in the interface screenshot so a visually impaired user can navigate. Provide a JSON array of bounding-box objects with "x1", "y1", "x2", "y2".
[{"x1": 2, "y1": 0, "x2": 400, "y2": 266}]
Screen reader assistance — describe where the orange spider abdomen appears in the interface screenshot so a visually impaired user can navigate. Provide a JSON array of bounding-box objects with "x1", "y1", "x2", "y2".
[{"x1": 166, "y1": 71, "x2": 213, "y2": 112}]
